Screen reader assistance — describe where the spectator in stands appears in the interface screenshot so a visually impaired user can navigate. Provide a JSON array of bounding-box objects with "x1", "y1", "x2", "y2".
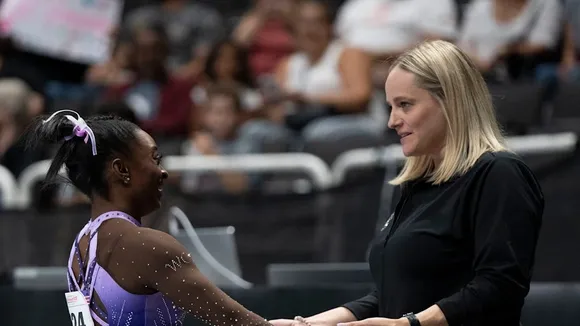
[
  {"x1": 182, "y1": 85, "x2": 258, "y2": 194},
  {"x1": 0, "y1": 35, "x2": 47, "y2": 97},
  {"x1": 558, "y1": 0, "x2": 580, "y2": 78},
  {"x1": 233, "y1": 0, "x2": 296, "y2": 80},
  {"x1": 0, "y1": 35, "x2": 45, "y2": 119},
  {"x1": 93, "y1": 101, "x2": 138, "y2": 124},
  {"x1": 458, "y1": 0, "x2": 562, "y2": 82},
  {"x1": 106, "y1": 24, "x2": 194, "y2": 137},
  {"x1": 191, "y1": 40, "x2": 262, "y2": 111},
  {"x1": 0, "y1": 79, "x2": 31, "y2": 155},
  {"x1": 0, "y1": 79, "x2": 47, "y2": 177},
  {"x1": 271, "y1": 0, "x2": 379, "y2": 140},
  {"x1": 334, "y1": 0, "x2": 457, "y2": 87},
  {"x1": 535, "y1": 0, "x2": 580, "y2": 93},
  {"x1": 85, "y1": 29, "x2": 135, "y2": 87},
  {"x1": 124, "y1": 0, "x2": 225, "y2": 80},
  {"x1": 271, "y1": 40, "x2": 543, "y2": 326}
]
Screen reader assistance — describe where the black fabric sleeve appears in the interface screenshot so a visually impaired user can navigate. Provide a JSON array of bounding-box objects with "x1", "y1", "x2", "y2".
[
  {"x1": 342, "y1": 289, "x2": 379, "y2": 320},
  {"x1": 436, "y1": 156, "x2": 544, "y2": 325}
]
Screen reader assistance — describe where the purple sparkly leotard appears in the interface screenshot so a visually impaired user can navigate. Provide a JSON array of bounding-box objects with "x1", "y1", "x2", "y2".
[{"x1": 67, "y1": 211, "x2": 186, "y2": 326}]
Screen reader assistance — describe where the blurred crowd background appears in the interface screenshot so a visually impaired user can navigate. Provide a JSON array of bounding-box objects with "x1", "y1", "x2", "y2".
[
  {"x1": 0, "y1": 0, "x2": 580, "y2": 325},
  {"x1": 0, "y1": 0, "x2": 578, "y2": 202}
]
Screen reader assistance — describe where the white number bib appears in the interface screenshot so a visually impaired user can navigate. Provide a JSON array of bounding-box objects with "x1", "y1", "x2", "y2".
[{"x1": 65, "y1": 291, "x2": 95, "y2": 326}]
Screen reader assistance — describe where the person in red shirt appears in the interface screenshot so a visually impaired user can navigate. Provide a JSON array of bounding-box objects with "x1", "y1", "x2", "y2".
[
  {"x1": 233, "y1": 0, "x2": 296, "y2": 80},
  {"x1": 106, "y1": 23, "x2": 195, "y2": 137}
]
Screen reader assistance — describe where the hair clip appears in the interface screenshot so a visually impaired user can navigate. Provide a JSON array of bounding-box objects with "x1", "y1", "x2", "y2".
[{"x1": 43, "y1": 109, "x2": 98, "y2": 156}]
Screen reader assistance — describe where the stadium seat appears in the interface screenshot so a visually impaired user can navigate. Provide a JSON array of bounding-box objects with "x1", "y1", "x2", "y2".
[
  {"x1": 552, "y1": 82, "x2": 580, "y2": 119},
  {"x1": 303, "y1": 132, "x2": 383, "y2": 166},
  {"x1": 487, "y1": 83, "x2": 544, "y2": 135},
  {"x1": 157, "y1": 137, "x2": 186, "y2": 156},
  {"x1": 12, "y1": 266, "x2": 68, "y2": 291},
  {"x1": 266, "y1": 262, "x2": 372, "y2": 287},
  {"x1": 521, "y1": 283, "x2": 580, "y2": 326},
  {"x1": 167, "y1": 206, "x2": 253, "y2": 289},
  {"x1": 536, "y1": 82, "x2": 580, "y2": 133}
]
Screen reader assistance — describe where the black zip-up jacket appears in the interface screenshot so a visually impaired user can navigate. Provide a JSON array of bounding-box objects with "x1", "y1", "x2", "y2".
[{"x1": 343, "y1": 151, "x2": 544, "y2": 326}]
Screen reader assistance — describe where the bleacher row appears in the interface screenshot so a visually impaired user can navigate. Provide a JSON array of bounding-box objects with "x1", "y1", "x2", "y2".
[
  {"x1": 0, "y1": 130, "x2": 577, "y2": 210},
  {"x1": 289, "y1": 81, "x2": 580, "y2": 171},
  {"x1": 487, "y1": 82, "x2": 580, "y2": 133}
]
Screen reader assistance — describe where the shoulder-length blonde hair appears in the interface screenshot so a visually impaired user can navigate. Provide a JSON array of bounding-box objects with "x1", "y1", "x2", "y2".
[{"x1": 389, "y1": 40, "x2": 508, "y2": 185}]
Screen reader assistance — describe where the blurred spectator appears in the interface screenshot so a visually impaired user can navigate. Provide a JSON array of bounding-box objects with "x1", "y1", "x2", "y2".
[
  {"x1": 92, "y1": 101, "x2": 138, "y2": 124},
  {"x1": 334, "y1": 0, "x2": 457, "y2": 86},
  {"x1": 191, "y1": 40, "x2": 262, "y2": 110},
  {"x1": 0, "y1": 36, "x2": 47, "y2": 112},
  {"x1": 124, "y1": 0, "x2": 225, "y2": 80},
  {"x1": 560, "y1": 0, "x2": 580, "y2": 77},
  {"x1": 0, "y1": 35, "x2": 47, "y2": 96},
  {"x1": 536, "y1": 0, "x2": 580, "y2": 91},
  {"x1": 0, "y1": 79, "x2": 43, "y2": 155},
  {"x1": 0, "y1": 79, "x2": 47, "y2": 177},
  {"x1": 233, "y1": 0, "x2": 296, "y2": 79},
  {"x1": 85, "y1": 29, "x2": 135, "y2": 87},
  {"x1": 272, "y1": 0, "x2": 379, "y2": 139},
  {"x1": 106, "y1": 24, "x2": 194, "y2": 137},
  {"x1": 181, "y1": 84, "x2": 259, "y2": 194},
  {"x1": 0, "y1": 78, "x2": 43, "y2": 123},
  {"x1": 0, "y1": 79, "x2": 26, "y2": 156},
  {"x1": 43, "y1": 29, "x2": 135, "y2": 115},
  {"x1": 458, "y1": 0, "x2": 562, "y2": 82}
]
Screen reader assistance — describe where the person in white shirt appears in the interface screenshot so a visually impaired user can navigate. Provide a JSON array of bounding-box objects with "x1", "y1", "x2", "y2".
[
  {"x1": 535, "y1": 0, "x2": 580, "y2": 98},
  {"x1": 335, "y1": 0, "x2": 457, "y2": 56},
  {"x1": 458, "y1": 0, "x2": 562, "y2": 81},
  {"x1": 335, "y1": 0, "x2": 458, "y2": 86}
]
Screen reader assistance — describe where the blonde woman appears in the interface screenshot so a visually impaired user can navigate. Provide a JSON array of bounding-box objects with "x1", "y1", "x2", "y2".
[{"x1": 271, "y1": 40, "x2": 543, "y2": 326}]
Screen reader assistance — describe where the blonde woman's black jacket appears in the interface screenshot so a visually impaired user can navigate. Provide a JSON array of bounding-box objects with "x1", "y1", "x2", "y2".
[{"x1": 343, "y1": 151, "x2": 544, "y2": 326}]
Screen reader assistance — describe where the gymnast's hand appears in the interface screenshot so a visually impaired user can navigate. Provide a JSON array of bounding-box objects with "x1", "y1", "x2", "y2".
[
  {"x1": 269, "y1": 318, "x2": 324, "y2": 326},
  {"x1": 269, "y1": 319, "x2": 300, "y2": 326},
  {"x1": 338, "y1": 317, "x2": 410, "y2": 326}
]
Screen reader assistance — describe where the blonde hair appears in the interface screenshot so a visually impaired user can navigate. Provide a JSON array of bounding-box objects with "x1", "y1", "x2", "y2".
[{"x1": 389, "y1": 40, "x2": 508, "y2": 185}]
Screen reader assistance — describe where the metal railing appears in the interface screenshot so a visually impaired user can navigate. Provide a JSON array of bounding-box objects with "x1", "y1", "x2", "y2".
[
  {"x1": 162, "y1": 153, "x2": 332, "y2": 189},
  {"x1": 13, "y1": 153, "x2": 333, "y2": 209},
  {"x1": 328, "y1": 132, "x2": 578, "y2": 235},
  {"x1": 168, "y1": 206, "x2": 253, "y2": 289},
  {"x1": 1, "y1": 132, "x2": 578, "y2": 209},
  {"x1": 0, "y1": 164, "x2": 17, "y2": 208},
  {"x1": 331, "y1": 132, "x2": 579, "y2": 185}
]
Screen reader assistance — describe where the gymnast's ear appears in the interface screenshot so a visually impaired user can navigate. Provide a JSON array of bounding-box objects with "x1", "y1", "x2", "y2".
[{"x1": 111, "y1": 158, "x2": 131, "y2": 184}]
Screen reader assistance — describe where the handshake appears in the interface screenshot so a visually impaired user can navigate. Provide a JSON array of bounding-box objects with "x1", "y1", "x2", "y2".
[
  {"x1": 266, "y1": 308, "x2": 414, "y2": 326},
  {"x1": 268, "y1": 316, "x2": 412, "y2": 326},
  {"x1": 269, "y1": 316, "x2": 312, "y2": 326}
]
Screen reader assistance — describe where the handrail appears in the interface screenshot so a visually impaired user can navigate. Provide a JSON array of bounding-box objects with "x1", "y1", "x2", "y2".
[
  {"x1": 15, "y1": 153, "x2": 333, "y2": 208},
  {"x1": 10, "y1": 132, "x2": 579, "y2": 209},
  {"x1": 330, "y1": 145, "x2": 402, "y2": 186},
  {"x1": 162, "y1": 153, "x2": 333, "y2": 189},
  {"x1": 15, "y1": 160, "x2": 64, "y2": 209},
  {"x1": 504, "y1": 132, "x2": 578, "y2": 156},
  {"x1": 168, "y1": 206, "x2": 253, "y2": 289},
  {"x1": 331, "y1": 132, "x2": 579, "y2": 186},
  {"x1": 0, "y1": 164, "x2": 18, "y2": 208}
]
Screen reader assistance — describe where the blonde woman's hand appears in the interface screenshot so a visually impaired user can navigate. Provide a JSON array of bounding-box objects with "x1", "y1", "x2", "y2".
[
  {"x1": 269, "y1": 319, "x2": 300, "y2": 326},
  {"x1": 338, "y1": 318, "x2": 410, "y2": 326}
]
